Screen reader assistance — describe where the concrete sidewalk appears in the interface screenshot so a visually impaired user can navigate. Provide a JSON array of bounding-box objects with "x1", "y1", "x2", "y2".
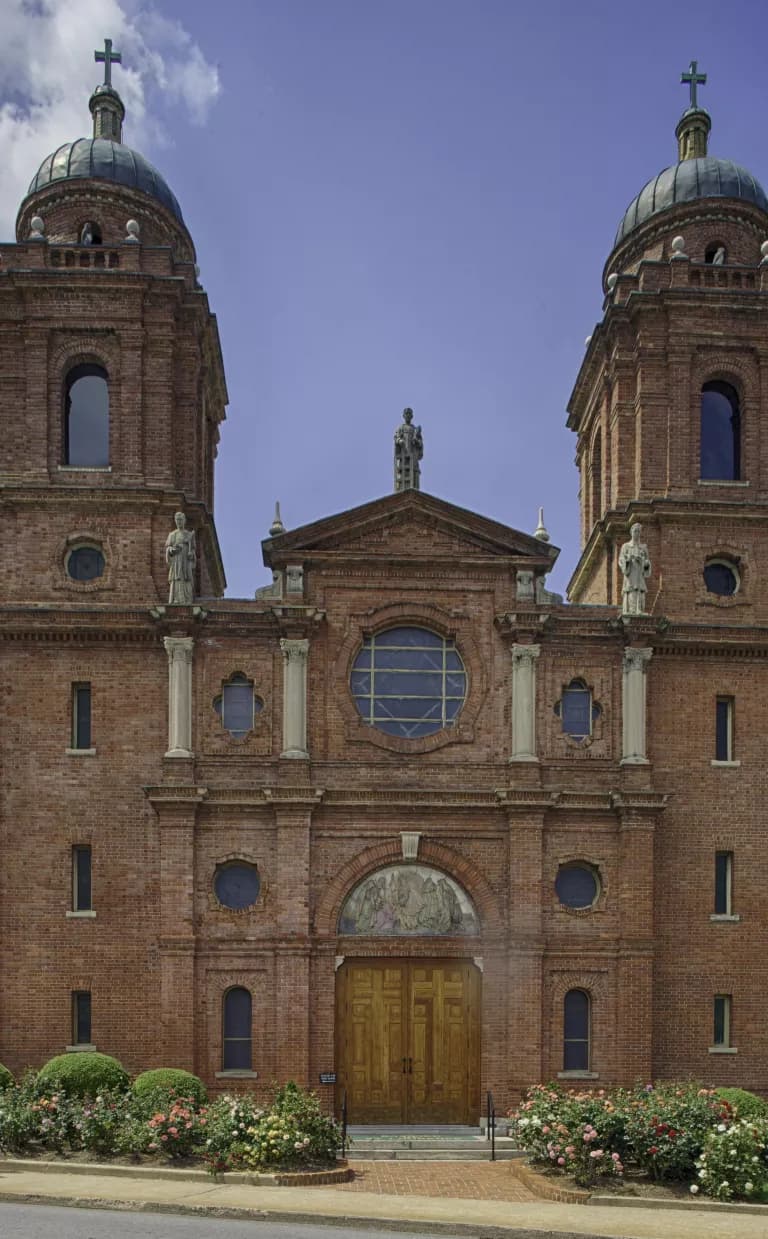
[{"x1": 1, "y1": 1161, "x2": 768, "y2": 1238}]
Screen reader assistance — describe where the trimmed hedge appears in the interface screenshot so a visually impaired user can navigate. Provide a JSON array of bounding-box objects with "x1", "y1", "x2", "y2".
[
  {"x1": 36, "y1": 1052, "x2": 129, "y2": 1098},
  {"x1": 132, "y1": 1068, "x2": 207, "y2": 1108},
  {"x1": 717, "y1": 1088, "x2": 768, "y2": 1120},
  {"x1": 0, "y1": 1063, "x2": 13, "y2": 1091}
]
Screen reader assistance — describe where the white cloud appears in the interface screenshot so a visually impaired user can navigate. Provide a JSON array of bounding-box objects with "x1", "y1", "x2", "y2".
[{"x1": 0, "y1": 0, "x2": 221, "y2": 235}]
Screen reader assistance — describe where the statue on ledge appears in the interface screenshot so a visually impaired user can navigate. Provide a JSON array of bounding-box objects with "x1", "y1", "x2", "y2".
[
  {"x1": 165, "y1": 511, "x2": 196, "y2": 605},
  {"x1": 618, "y1": 523, "x2": 651, "y2": 615}
]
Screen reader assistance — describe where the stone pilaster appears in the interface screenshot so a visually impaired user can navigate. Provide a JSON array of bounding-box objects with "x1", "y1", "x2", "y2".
[
  {"x1": 164, "y1": 636, "x2": 194, "y2": 758},
  {"x1": 280, "y1": 638, "x2": 309, "y2": 759},
  {"x1": 510, "y1": 644, "x2": 540, "y2": 762},
  {"x1": 621, "y1": 647, "x2": 652, "y2": 764}
]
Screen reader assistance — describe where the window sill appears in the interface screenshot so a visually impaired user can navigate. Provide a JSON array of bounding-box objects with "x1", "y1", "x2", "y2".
[
  {"x1": 65, "y1": 1044, "x2": 96, "y2": 1053},
  {"x1": 710, "y1": 913, "x2": 740, "y2": 923},
  {"x1": 710, "y1": 759, "x2": 740, "y2": 768},
  {"x1": 57, "y1": 466, "x2": 112, "y2": 473},
  {"x1": 65, "y1": 748, "x2": 97, "y2": 757},
  {"x1": 557, "y1": 1070, "x2": 599, "y2": 1079},
  {"x1": 215, "y1": 1070, "x2": 258, "y2": 1079},
  {"x1": 708, "y1": 1046, "x2": 738, "y2": 1054},
  {"x1": 697, "y1": 479, "x2": 750, "y2": 487},
  {"x1": 66, "y1": 910, "x2": 96, "y2": 919}
]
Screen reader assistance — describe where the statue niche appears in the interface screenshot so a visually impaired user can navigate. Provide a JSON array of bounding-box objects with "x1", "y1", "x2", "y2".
[{"x1": 338, "y1": 864, "x2": 479, "y2": 936}]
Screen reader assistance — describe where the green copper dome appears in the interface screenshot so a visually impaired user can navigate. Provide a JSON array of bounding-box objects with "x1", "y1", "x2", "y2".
[
  {"x1": 615, "y1": 156, "x2": 768, "y2": 247},
  {"x1": 26, "y1": 137, "x2": 184, "y2": 222}
]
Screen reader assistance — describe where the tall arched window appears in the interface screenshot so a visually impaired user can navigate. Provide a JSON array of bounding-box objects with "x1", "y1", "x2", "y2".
[
  {"x1": 563, "y1": 989, "x2": 590, "y2": 1071},
  {"x1": 222, "y1": 987, "x2": 252, "y2": 1070},
  {"x1": 65, "y1": 364, "x2": 109, "y2": 467},
  {"x1": 700, "y1": 381, "x2": 740, "y2": 480}
]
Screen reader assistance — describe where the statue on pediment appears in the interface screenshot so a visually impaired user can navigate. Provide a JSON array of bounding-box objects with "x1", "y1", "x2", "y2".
[
  {"x1": 618, "y1": 523, "x2": 651, "y2": 615},
  {"x1": 165, "y1": 511, "x2": 196, "y2": 605}
]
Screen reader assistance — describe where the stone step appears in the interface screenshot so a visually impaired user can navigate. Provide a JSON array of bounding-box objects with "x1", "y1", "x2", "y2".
[{"x1": 345, "y1": 1145, "x2": 522, "y2": 1161}]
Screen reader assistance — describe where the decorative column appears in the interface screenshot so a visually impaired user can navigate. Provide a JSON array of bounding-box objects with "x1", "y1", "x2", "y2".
[
  {"x1": 510, "y1": 644, "x2": 540, "y2": 761},
  {"x1": 164, "y1": 636, "x2": 194, "y2": 758},
  {"x1": 621, "y1": 647, "x2": 652, "y2": 764},
  {"x1": 280, "y1": 638, "x2": 309, "y2": 758}
]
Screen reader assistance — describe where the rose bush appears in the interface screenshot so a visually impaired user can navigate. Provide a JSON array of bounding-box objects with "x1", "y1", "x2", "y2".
[{"x1": 695, "y1": 1118, "x2": 768, "y2": 1201}]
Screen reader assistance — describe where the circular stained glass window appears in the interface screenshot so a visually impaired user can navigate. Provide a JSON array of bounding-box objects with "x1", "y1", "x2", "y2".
[
  {"x1": 703, "y1": 560, "x2": 739, "y2": 596},
  {"x1": 555, "y1": 864, "x2": 599, "y2": 910},
  {"x1": 214, "y1": 863, "x2": 260, "y2": 911},
  {"x1": 350, "y1": 626, "x2": 467, "y2": 738},
  {"x1": 67, "y1": 545, "x2": 105, "y2": 581}
]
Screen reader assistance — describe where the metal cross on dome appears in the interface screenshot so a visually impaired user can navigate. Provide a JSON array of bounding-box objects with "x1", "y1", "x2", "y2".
[
  {"x1": 95, "y1": 38, "x2": 122, "y2": 88},
  {"x1": 681, "y1": 59, "x2": 706, "y2": 109}
]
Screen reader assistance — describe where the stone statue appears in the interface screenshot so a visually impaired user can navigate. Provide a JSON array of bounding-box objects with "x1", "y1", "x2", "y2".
[
  {"x1": 712, "y1": 246, "x2": 726, "y2": 265},
  {"x1": 618, "y1": 523, "x2": 651, "y2": 615},
  {"x1": 165, "y1": 512, "x2": 196, "y2": 605},
  {"x1": 80, "y1": 222, "x2": 94, "y2": 245},
  {"x1": 394, "y1": 407, "x2": 423, "y2": 492}
]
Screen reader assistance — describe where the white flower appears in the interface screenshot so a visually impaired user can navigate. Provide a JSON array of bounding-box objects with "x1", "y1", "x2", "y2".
[
  {"x1": 689, "y1": 1185, "x2": 699, "y2": 1195},
  {"x1": 745, "y1": 1182, "x2": 754, "y2": 1193},
  {"x1": 717, "y1": 1123, "x2": 727, "y2": 1132}
]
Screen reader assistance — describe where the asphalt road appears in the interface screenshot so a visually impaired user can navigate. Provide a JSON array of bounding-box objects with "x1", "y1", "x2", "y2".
[{"x1": 0, "y1": 1203, "x2": 459, "y2": 1239}]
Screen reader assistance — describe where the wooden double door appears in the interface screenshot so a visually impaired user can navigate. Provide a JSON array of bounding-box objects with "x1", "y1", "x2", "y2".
[{"x1": 336, "y1": 959, "x2": 480, "y2": 1124}]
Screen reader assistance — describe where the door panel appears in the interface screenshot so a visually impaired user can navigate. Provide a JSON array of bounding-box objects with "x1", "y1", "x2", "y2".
[{"x1": 337, "y1": 959, "x2": 479, "y2": 1124}]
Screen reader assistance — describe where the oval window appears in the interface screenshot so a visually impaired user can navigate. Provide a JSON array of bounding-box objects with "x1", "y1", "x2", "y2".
[
  {"x1": 66, "y1": 545, "x2": 105, "y2": 582},
  {"x1": 214, "y1": 863, "x2": 260, "y2": 910},
  {"x1": 350, "y1": 626, "x2": 466, "y2": 738},
  {"x1": 555, "y1": 864, "x2": 599, "y2": 909},
  {"x1": 703, "y1": 560, "x2": 739, "y2": 596}
]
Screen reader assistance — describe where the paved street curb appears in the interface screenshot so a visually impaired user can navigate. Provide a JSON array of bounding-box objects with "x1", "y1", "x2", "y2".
[
  {"x1": 0, "y1": 1194, "x2": 617, "y2": 1239},
  {"x1": 590, "y1": 1192, "x2": 768, "y2": 1216}
]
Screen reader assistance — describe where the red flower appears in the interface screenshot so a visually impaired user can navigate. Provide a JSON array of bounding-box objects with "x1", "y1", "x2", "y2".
[{"x1": 648, "y1": 1146, "x2": 658, "y2": 1155}]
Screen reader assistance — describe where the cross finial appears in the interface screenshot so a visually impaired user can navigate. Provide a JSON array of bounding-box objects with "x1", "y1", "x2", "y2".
[
  {"x1": 95, "y1": 38, "x2": 122, "y2": 88},
  {"x1": 681, "y1": 59, "x2": 706, "y2": 110}
]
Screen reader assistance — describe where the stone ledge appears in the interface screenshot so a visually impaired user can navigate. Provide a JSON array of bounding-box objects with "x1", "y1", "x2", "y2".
[
  {"x1": 0, "y1": 1156, "x2": 352, "y2": 1187},
  {"x1": 509, "y1": 1158, "x2": 590, "y2": 1204}
]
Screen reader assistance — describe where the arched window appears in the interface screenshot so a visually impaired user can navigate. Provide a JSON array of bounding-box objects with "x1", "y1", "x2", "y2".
[
  {"x1": 65, "y1": 365, "x2": 109, "y2": 467},
  {"x1": 222, "y1": 987, "x2": 252, "y2": 1070},
  {"x1": 700, "y1": 381, "x2": 740, "y2": 480},
  {"x1": 554, "y1": 679, "x2": 601, "y2": 743},
  {"x1": 563, "y1": 989, "x2": 590, "y2": 1071}
]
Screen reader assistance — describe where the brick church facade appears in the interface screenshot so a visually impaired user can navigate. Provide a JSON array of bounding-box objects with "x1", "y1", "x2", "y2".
[{"x1": 1, "y1": 54, "x2": 766, "y2": 1119}]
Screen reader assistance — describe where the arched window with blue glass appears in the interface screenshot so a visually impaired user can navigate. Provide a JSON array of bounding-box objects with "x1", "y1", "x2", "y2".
[
  {"x1": 222, "y1": 986, "x2": 252, "y2": 1071},
  {"x1": 700, "y1": 380, "x2": 740, "y2": 481},
  {"x1": 563, "y1": 989, "x2": 591, "y2": 1072},
  {"x1": 64, "y1": 364, "x2": 110, "y2": 467},
  {"x1": 350, "y1": 626, "x2": 466, "y2": 738},
  {"x1": 554, "y1": 679, "x2": 601, "y2": 744}
]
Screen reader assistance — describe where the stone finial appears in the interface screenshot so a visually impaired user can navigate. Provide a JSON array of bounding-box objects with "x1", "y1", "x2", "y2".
[
  {"x1": 269, "y1": 501, "x2": 285, "y2": 536},
  {"x1": 670, "y1": 235, "x2": 688, "y2": 260},
  {"x1": 585, "y1": 335, "x2": 592, "y2": 348},
  {"x1": 606, "y1": 273, "x2": 618, "y2": 293},
  {"x1": 394, "y1": 407, "x2": 423, "y2": 492},
  {"x1": 29, "y1": 216, "x2": 45, "y2": 241},
  {"x1": 124, "y1": 219, "x2": 140, "y2": 244},
  {"x1": 534, "y1": 507, "x2": 550, "y2": 542}
]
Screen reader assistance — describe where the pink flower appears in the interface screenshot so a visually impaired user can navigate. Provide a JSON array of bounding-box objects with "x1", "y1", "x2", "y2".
[
  {"x1": 565, "y1": 1145, "x2": 575, "y2": 1154},
  {"x1": 589, "y1": 1149, "x2": 604, "y2": 1159},
  {"x1": 557, "y1": 1156, "x2": 565, "y2": 1165},
  {"x1": 611, "y1": 1152, "x2": 620, "y2": 1161},
  {"x1": 542, "y1": 1125, "x2": 550, "y2": 1134},
  {"x1": 161, "y1": 1135, "x2": 168, "y2": 1142}
]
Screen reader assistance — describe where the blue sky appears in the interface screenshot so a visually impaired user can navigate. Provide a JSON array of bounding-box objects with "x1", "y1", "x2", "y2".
[{"x1": 3, "y1": 0, "x2": 767, "y2": 596}]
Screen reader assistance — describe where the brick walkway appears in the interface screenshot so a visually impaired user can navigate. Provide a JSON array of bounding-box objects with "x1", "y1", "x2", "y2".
[{"x1": 338, "y1": 1160, "x2": 534, "y2": 1201}]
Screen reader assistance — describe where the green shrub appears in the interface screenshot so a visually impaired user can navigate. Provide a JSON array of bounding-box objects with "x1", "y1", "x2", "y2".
[
  {"x1": 132, "y1": 1069, "x2": 207, "y2": 1110},
  {"x1": 695, "y1": 1119, "x2": 768, "y2": 1201},
  {"x1": 0, "y1": 1063, "x2": 13, "y2": 1091},
  {"x1": 716, "y1": 1088, "x2": 768, "y2": 1121},
  {"x1": 36, "y1": 1052, "x2": 129, "y2": 1098}
]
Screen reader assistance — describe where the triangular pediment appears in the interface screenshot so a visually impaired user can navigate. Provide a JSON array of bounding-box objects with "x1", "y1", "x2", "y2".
[{"x1": 263, "y1": 490, "x2": 559, "y2": 567}]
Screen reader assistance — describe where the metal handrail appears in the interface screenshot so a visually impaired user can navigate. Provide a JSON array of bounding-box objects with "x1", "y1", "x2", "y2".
[
  {"x1": 340, "y1": 1089, "x2": 348, "y2": 1160},
  {"x1": 486, "y1": 1090, "x2": 496, "y2": 1161}
]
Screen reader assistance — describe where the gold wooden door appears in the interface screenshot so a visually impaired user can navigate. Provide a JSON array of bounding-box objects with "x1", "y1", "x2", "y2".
[{"x1": 336, "y1": 959, "x2": 480, "y2": 1124}]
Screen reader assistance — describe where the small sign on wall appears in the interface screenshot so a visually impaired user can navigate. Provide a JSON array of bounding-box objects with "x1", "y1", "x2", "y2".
[{"x1": 319, "y1": 1072, "x2": 337, "y2": 1085}]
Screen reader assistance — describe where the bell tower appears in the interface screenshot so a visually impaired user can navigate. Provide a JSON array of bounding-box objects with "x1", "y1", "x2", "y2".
[
  {"x1": 1, "y1": 40, "x2": 228, "y2": 604},
  {"x1": 568, "y1": 63, "x2": 768, "y2": 621}
]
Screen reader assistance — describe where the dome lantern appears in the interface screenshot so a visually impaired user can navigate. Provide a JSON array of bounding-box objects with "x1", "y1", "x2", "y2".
[
  {"x1": 676, "y1": 60, "x2": 710, "y2": 162},
  {"x1": 89, "y1": 39, "x2": 125, "y2": 143}
]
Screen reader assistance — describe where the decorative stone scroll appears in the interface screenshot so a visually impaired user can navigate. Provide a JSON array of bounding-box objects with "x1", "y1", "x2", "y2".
[{"x1": 338, "y1": 864, "x2": 479, "y2": 936}]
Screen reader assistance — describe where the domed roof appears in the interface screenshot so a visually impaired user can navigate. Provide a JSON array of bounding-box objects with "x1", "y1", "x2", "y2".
[
  {"x1": 26, "y1": 137, "x2": 183, "y2": 222},
  {"x1": 615, "y1": 156, "x2": 768, "y2": 247}
]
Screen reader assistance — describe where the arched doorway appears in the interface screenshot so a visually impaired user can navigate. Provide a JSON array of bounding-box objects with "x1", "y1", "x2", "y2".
[{"x1": 334, "y1": 865, "x2": 481, "y2": 1124}]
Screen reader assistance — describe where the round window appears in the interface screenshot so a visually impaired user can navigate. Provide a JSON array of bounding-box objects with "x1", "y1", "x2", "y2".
[
  {"x1": 350, "y1": 626, "x2": 467, "y2": 738},
  {"x1": 555, "y1": 864, "x2": 599, "y2": 910},
  {"x1": 703, "y1": 560, "x2": 739, "y2": 596},
  {"x1": 214, "y1": 863, "x2": 260, "y2": 910},
  {"x1": 67, "y1": 545, "x2": 105, "y2": 582}
]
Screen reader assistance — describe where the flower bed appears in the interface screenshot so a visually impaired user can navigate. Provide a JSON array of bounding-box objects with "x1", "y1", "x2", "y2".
[
  {"x1": 511, "y1": 1082, "x2": 768, "y2": 1202},
  {"x1": 0, "y1": 1066, "x2": 342, "y2": 1176}
]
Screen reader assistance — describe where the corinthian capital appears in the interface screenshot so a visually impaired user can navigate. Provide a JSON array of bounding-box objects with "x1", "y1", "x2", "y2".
[
  {"x1": 163, "y1": 636, "x2": 194, "y2": 664},
  {"x1": 280, "y1": 637, "x2": 309, "y2": 664},
  {"x1": 623, "y1": 646, "x2": 653, "y2": 673},
  {"x1": 511, "y1": 643, "x2": 541, "y2": 667}
]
